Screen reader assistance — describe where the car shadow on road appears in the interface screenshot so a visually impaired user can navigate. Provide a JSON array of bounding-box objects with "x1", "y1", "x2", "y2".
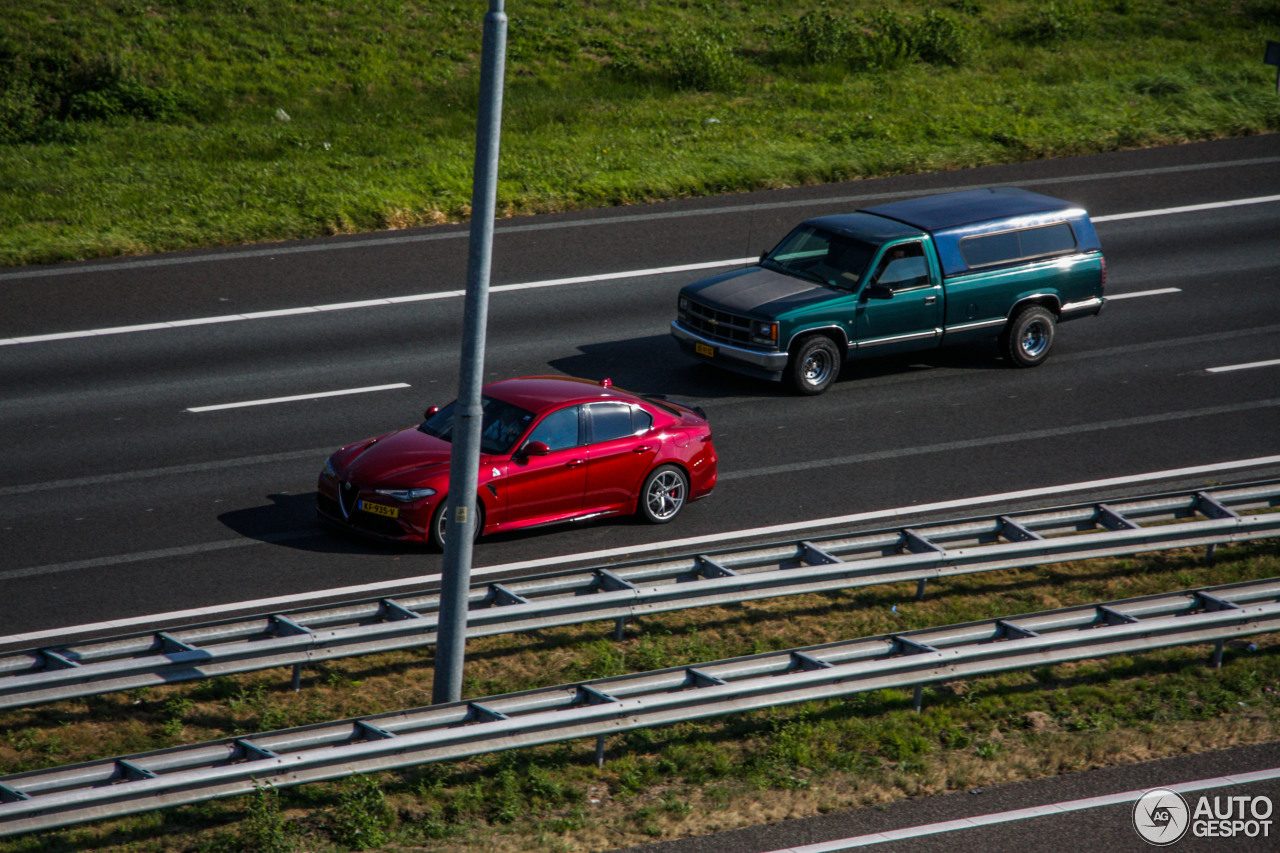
[{"x1": 217, "y1": 493, "x2": 424, "y2": 555}]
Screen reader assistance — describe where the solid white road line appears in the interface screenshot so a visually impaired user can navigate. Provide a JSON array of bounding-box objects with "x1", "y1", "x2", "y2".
[
  {"x1": 4, "y1": 453, "x2": 1279, "y2": 648},
  {"x1": 4, "y1": 156, "x2": 1277, "y2": 284},
  {"x1": 1207, "y1": 358, "x2": 1280, "y2": 374},
  {"x1": 185, "y1": 383, "x2": 411, "y2": 412},
  {"x1": 1091, "y1": 193, "x2": 1280, "y2": 223},
  {"x1": 759, "y1": 767, "x2": 1280, "y2": 852},
  {"x1": 0, "y1": 258, "x2": 757, "y2": 346},
  {"x1": 6, "y1": 192, "x2": 1278, "y2": 348}
]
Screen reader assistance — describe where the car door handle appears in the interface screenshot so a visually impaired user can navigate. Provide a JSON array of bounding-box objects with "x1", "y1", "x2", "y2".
[
  {"x1": 924, "y1": 295, "x2": 937, "y2": 305},
  {"x1": 566, "y1": 458, "x2": 585, "y2": 468},
  {"x1": 633, "y1": 445, "x2": 652, "y2": 453}
]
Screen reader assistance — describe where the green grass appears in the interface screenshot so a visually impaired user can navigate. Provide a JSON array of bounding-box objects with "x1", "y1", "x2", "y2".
[
  {"x1": 2, "y1": 0, "x2": 1279, "y2": 266},
  {"x1": 3, "y1": 540, "x2": 1280, "y2": 852}
]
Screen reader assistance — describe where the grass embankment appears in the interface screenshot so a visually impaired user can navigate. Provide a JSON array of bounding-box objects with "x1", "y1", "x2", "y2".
[
  {"x1": 2, "y1": 0, "x2": 1279, "y2": 267},
  {"x1": 3, "y1": 540, "x2": 1280, "y2": 852}
]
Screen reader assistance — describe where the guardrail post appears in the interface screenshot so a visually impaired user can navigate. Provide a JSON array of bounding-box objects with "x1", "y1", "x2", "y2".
[
  {"x1": 595, "y1": 734, "x2": 607, "y2": 768},
  {"x1": 614, "y1": 618, "x2": 626, "y2": 641},
  {"x1": 1212, "y1": 639, "x2": 1225, "y2": 669},
  {"x1": 913, "y1": 684, "x2": 924, "y2": 713},
  {"x1": 1206, "y1": 543, "x2": 1217, "y2": 564},
  {"x1": 291, "y1": 664, "x2": 302, "y2": 692},
  {"x1": 915, "y1": 579, "x2": 927, "y2": 601}
]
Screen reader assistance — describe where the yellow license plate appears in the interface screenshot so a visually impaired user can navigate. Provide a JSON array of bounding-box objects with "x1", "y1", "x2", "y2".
[
  {"x1": 359, "y1": 501, "x2": 399, "y2": 519},
  {"x1": 695, "y1": 343, "x2": 715, "y2": 358}
]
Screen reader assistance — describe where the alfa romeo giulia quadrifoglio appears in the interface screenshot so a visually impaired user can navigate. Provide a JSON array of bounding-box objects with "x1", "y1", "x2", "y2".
[{"x1": 317, "y1": 376, "x2": 718, "y2": 549}]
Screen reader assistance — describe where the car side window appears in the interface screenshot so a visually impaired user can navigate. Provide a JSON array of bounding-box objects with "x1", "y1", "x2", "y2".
[
  {"x1": 872, "y1": 242, "x2": 930, "y2": 291},
  {"x1": 587, "y1": 402, "x2": 641, "y2": 444},
  {"x1": 526, "y1": 405, "x2": 581, "y2": 452},
  {"x1": 632, "y1": 407, "x2": 653, "y2": 434}
]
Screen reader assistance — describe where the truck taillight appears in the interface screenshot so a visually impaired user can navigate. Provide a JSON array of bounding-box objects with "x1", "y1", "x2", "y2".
[{"x1": 1100, "y1": 257, "x2": 1107, "y2": 291}]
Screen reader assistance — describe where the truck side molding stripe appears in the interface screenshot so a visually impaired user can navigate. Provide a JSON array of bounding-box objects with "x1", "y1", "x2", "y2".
[
  {"x1": 855, "y1": 329, "x2": 943, "y2": 350},
  {"x1": 943, "y1": 318, "x2": 1007, "y2": 334}
]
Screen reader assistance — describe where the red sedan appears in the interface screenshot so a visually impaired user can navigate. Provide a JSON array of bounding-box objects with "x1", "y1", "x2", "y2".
[{"x1": 317, "y1": 376, "x2": 718, "y2": 548}]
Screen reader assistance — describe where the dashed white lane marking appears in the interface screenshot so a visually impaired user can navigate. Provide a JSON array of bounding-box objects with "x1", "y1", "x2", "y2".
[
  {"x1": 186, "y1": 383, "x2": 411, "y2": 412},
  {"x1": 1207, "y1": 358, "x2": 1280, "y2": 374}
]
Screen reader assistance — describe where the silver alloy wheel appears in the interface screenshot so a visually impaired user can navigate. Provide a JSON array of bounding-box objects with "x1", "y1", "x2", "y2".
[
  {"x1": 1020, "y1": 319, "x2": 1050, "y2": 358},
  {"x1": 802, "y1": 348, "x2": 835, "y2": 387},
  {"x1": 645, "y1": 469, "x2": 686, "y2": 521}
]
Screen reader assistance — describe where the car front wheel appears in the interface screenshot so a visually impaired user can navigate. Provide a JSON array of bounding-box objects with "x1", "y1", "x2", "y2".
[
  {"x1": 429, "y1": 499, "x2": 484, "y2": 551},
  {"x1": 638, "y1": 465, "x2": 688, "y2": 524}
]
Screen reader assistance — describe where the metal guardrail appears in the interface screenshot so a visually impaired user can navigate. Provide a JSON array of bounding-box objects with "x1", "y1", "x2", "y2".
[
  {"x1": 2, "y1": 482, "x2": 1278, "y2": 710},
  {"x1": 2, "y1": 576, "x2": 1279, "y2": 837}
]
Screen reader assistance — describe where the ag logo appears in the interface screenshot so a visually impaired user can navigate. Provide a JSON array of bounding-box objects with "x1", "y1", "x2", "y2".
[{"x1": 1133, "y1": 788, "x2": 1190, "y2": 846}]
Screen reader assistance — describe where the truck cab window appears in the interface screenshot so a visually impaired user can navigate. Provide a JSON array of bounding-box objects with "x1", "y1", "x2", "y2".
[{"x1": 872, "y1": 242, "x2": 930, "y2": 291}]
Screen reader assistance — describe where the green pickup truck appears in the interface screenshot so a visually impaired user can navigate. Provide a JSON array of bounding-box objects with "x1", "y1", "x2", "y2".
[{"x1": 671, "y1": 187, "x2": 1106, "y2": 394}]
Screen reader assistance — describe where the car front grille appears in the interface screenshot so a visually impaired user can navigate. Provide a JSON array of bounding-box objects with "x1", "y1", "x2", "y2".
[
  {"x1": 682, "y1": 300, "x2": 756, "y2": 347},
  {"x1": 320, "y1": 488, "x2": 409, "y2": 539}
]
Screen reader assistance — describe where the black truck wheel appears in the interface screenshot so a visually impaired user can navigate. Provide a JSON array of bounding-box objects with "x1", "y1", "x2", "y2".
[
  {"x1": 1002, "y1": 305, "x2": 1056, "y2": 368},
  {"x1": 787, "y1": 335, "x2": 841, "y2": 395}
]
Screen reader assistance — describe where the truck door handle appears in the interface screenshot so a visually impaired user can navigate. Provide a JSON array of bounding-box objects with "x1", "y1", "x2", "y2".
[{"x1": 924, "y1": 295, "x2": 937, "y2": 305}]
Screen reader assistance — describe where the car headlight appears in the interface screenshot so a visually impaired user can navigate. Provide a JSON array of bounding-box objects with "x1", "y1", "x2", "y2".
[
  {"x1": 374, "y1": 487, "x2": 437, "y2": 503},
  {"x1": 322, "y1": 458, "x2": 338, "y2": 478}
]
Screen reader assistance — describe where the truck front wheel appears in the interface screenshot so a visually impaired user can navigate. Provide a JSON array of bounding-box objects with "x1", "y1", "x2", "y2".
[
  {"x1": 788, "y1": 335, "x2": 842, "y2": 395},
  {"x1": 1002, "y1": 305, "x2": 1056, "y2": 368}
]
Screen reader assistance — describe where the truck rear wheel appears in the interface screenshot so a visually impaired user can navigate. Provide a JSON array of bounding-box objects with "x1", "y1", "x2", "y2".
[
  {"x1": 788, "y1": 335, "x2": 841, "y2": 395},
  {"x1": 1002, "y1": 305, "x2": 1056, "y2": 368}
]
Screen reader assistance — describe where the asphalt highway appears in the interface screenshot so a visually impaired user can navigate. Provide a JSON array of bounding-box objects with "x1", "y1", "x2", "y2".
[{"x1": 1, "y1": 134, "x2": 1279, "y2": 646}]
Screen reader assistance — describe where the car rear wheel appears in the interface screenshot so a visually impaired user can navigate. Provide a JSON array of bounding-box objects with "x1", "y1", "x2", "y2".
[
  {"x1": 429, "y1": 499, "x2": 483, "y2": 551},
  {"x1": 638, "y1": 465, "x2": 688, "y2": 524},
  {"x1": 1002, "y1": 305, "x2": 1056, "y2": 367},
  {"x1": 787, "y1": 335, "x2": 841, "y2": 395}
]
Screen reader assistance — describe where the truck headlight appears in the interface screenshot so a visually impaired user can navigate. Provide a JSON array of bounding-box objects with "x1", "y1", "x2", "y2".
[{"x1": 750, "y1": 322, "x2": 778, "y2": 346}]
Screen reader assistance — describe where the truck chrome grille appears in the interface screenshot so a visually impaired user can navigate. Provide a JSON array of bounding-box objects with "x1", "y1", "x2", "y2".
[{"x1": 683, "y1": 300, "x2": 756, "y2": 346}]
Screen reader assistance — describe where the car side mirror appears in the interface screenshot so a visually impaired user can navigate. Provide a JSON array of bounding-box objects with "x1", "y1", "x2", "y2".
[
  {"x1": 864, "y1": 283, "x2": 894, "y2": 300},
  {"x1": 520, "y1": 440, "x2": 550, "y2": 457},
  {"x1": 759, "y1": 251, "x2": 768, "y2": 263},
  {"x1": 423, "y1": 405, "x2": 440, "y2": 419}
]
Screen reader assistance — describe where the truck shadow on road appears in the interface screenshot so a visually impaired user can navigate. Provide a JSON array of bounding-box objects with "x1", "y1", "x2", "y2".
[
  {"x1": 551, "y1": 334, "x2": 1013, "y2": 398},
  {"x1": 550, "y1": 334, "x2": 789, "y2": 399}
]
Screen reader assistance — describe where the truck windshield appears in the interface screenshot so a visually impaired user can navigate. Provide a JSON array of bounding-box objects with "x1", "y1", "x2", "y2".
[{"x1": 764, "y1": 225, "x2": 876, "y2": 291}]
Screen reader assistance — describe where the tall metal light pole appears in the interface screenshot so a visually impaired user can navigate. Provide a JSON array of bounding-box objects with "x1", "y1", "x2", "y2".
[{"x1": 433, "y1": 0, "x2": 507, "y2": 705}]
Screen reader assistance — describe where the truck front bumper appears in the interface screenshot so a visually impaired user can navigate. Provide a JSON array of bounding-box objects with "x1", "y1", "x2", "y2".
[{"x1": 671, "y1": 321, "x2": 788, "y2": 381}]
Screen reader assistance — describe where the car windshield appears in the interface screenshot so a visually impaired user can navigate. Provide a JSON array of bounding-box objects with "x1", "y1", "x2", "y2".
[
  {"x1": 764, "y1": 225, "x2": 877, "y2": 292},
  {"x1": 419, "y1": 396, "x2": 536, "y2": 455}
]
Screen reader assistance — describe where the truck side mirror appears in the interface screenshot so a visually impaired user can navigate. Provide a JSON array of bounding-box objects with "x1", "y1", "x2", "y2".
[{"x1": 864, "y1": 283, "x2": 894, "y2": 300}]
